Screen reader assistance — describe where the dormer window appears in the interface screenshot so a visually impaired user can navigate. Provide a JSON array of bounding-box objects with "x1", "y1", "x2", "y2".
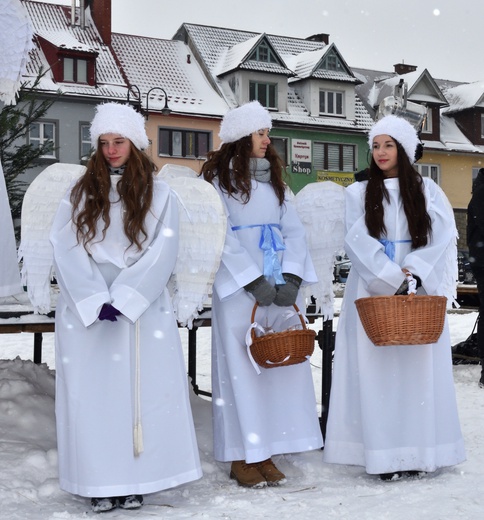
[
  {"x1": 249, "y1": 41, "x2": 278, "y2": 64},
  {"x1": 320, "y1": 90, "x2": 344, "y2": 116},
  {"x1": 63, "y1": 57, "x2": 88, "y2": 83},
  {"x1": 320, "y1": 51, "x2": 345, "y2": 72},
  {"x1": 250, "y1": 81, "x2": 277, "y2": 109}
]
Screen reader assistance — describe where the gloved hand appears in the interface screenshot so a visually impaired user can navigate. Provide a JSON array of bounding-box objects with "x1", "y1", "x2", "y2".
[
  {"x1": 244, "y1": 275, "x2": 276, "y2": 306},
  {"x1": 99, "y1": 303, "x2": 121, "y2": 322},
  {"x1": 274, "y1": 273, "x2": 302, "y2": 307}
]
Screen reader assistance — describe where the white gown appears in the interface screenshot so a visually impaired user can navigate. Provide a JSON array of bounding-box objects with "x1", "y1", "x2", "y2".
[
  {"x1": 323, "y1": 177, "x2": 466, "y2": 474},
  {"x1": 50, "y1": 175, "x2": 202, "y2": 497},
  {"x1": 211, "y1": 179, "x2": 323, "y2": 464}
]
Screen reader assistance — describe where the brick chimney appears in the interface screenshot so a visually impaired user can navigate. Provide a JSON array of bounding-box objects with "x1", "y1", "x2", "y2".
[
  {"x1": 306, "y1": 33, "x2": 330, "y2": 45},
  {"x1": 90, "y1": 0, "x2": 111, "y2": 45},
  {"x1": 394, "y1": 62, "x2": 417, "y2": 75}
]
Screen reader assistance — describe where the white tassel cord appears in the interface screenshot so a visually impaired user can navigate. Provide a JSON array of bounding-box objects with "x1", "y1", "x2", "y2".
[{"x1": 133, "y1": 319, "x2": 144, "y2": 456}]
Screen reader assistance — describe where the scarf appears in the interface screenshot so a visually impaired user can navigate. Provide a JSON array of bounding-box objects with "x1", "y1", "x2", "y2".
[
  {"x1": 229, "y1": 158, "x2": 271, "y2": 183},
  {"x1": 108, "y1": 165, "x2": 125, "y2": 176}
]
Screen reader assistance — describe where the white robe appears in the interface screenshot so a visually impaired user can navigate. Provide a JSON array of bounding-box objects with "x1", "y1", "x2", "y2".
[
  {"x1": 211, "y1": 180, "x2": 323, "y2": 463},
  {"x1": 50, "y1": 175, "x2": 202, "y2": 497},
  {"x1": 323, "y1": 177, "x2": 466, "y2": 474}
]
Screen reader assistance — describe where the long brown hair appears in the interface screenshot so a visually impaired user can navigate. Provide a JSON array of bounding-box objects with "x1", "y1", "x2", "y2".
[
  {"x1": 70, "y1": 141, "x2": 156, "y2": 251},
  {"x1": 200, "y1": 135, "x2": 287, "y2": 205},
  {"x1": 365, "y1": 139, "x2": 432, "y2": 249}
]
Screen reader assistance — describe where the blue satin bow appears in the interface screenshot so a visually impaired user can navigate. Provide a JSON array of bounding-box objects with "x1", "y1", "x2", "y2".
[
  {"x1": 379, "y1": 238, "x2": 412, "y2": 261},
  {"x1": 232, "y1": 223, "x2": 286, "y2": 284}
]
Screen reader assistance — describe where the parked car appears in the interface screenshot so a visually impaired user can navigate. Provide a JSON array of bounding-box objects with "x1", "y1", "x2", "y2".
[
  {"x1": 458, "y1": 250, "x2": 476, "y2": 285},
  {"x1": 334, "y1": 254, "x2": 352, "y2": 283}
]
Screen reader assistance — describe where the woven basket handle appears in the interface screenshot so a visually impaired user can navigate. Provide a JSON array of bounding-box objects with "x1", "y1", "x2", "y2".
[{"x1": 251, "y1": 302, "x2": 308, "y2": 331}]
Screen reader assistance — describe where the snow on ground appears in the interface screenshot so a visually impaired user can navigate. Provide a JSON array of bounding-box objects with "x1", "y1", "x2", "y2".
[{"x1": 0, "y1": 298, "x2": 482, "y2": 519}]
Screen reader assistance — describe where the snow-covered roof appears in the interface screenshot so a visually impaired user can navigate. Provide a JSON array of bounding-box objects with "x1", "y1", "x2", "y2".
[
  {"x1": 111, "y1": 33, "x2": 229, "y2": 117},
  {"x1": 176, "y1": 23, "x2": 372, "y2": 131},
  {"x1": 426, "y1": 115, "x2": 484, "y2": 154},
  {"x1": 442, "y1": 81, "x2": 484, "y2": 114},
  {"x1": 287, "y1": 44, "x2": 358, "y2": 84},
  {"x1": 23, "y1": 1, "x2": 127, "y2": 100}
]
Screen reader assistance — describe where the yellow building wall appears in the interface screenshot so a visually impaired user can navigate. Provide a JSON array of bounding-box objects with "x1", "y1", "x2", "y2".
[
  {"x1": 144, "y1": 115, "x2": 222, "y2": 175},
  {"x1": 422, "y1": 151, "x2": 484, "y2": 209}
]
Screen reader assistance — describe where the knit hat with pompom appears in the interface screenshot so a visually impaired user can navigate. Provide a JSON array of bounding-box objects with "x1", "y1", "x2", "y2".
[
  {"x1": 368, "y1": 114, "x2": 419, "y2": 163},
  {"x1": 90, "y1": 102, "x2": 149, "y2": 150},
  {"x1": 219, "y1": 101, "x2": 272, "y2": 144}
]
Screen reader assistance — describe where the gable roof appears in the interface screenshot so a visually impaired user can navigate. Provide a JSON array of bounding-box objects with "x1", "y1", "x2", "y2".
[
  {"x1": 287, "y1": 44, "x2": 359, "y2": 84},
  {"x1": 217, "y1": 33, "x2": 293, "y2": 77},
  {"x1": 111, "y1": 33, "x2": 229, "y2": 117},
  {"x1": 23, "y1": 0, "x2": 127, "y2": 100}
]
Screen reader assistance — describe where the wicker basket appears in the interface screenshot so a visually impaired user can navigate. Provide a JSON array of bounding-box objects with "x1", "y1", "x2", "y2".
[
  {"x1": 249, "y1": 303, "x2": 316, "y2": 369},
  {"x1": 355, "y1": 293, "x2": 447, "y2": 346}
]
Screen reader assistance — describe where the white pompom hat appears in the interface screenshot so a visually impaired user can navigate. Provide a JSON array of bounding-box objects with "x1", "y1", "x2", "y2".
[
  {"x1": 219, "y1": 101, "x2": 272, "y2": 144},
  {"x1": 90, "y1": 102, "x2": 149, "y2": 150},
  {"x1": 368, "y1": 115, "x2": 419, "y2": 163}
]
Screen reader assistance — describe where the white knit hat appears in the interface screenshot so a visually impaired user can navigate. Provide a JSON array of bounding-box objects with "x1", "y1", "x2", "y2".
[
  {"x1": 368, "y1": 115, "x2": 419, "y2": 163},
  {"x1": 219, "y1": 101, "x2": 272, "y2": 144},
  {"x1": 90, "y1": 102, "x2": 149, "y2": 150}
]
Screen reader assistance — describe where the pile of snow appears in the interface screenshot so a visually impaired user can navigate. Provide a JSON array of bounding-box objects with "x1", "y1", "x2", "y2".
[{"x1": 0, "y1": 309, "x2": 483, "y2": 519}]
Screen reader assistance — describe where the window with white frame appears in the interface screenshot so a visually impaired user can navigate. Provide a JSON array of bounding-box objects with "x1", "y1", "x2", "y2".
[
  {"x1": 313, "y1": 142, "x2": 355, "y2": 172},
  {"x1": 271, "y1": 136, "x2": 288, "y2": 167},
  {"x1": 416, "y1": 163, "x2": 440, "y2": 184},
  {"x1": 29, "y1": 121, "x2": 56, "y2": 158},
  {"x1": 63, "y1": 57, "x2": 88, "y2": 83},
  {"x1": 422, "y1": 107, "x2": 433, "y2": 134},
  {"x1": 249, "y1": 81, "x2": 277, "y2": 109},
  {"x1": 158, "y1": 128, "x2": 210, "y2": 158},
  {"x1": 80, "y1": 123, "x2": 91, "y2": 161},
  {"x1": 319, "y1": 90, "x2": 344, "y2": 116}
]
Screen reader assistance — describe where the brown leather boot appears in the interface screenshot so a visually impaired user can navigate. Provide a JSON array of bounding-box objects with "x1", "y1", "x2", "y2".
[
  {"x1": 230, "y1": 460, "x2": 267, "y2": 488},
  {"x1": 255, "y1": 458, "x2": 287, "y2": 486}
]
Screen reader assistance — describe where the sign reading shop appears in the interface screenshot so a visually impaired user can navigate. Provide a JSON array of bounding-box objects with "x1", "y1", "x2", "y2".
[{"x1": 291, "y1": 139, "x2": 312, "y2": 175}]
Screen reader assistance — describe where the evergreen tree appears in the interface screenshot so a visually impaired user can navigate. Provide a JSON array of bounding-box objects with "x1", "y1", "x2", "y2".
[{"x1": 0, "y1": 71, "x2": 59, "y2": 236}]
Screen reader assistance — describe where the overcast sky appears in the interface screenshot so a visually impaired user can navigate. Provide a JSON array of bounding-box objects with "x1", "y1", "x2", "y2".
[{"x1": 36, "y1": 0, "x2": 482, "y2": 83}]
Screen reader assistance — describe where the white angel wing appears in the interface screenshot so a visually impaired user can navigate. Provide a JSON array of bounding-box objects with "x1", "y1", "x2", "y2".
[
  {"x1": 293, "y1": 181, "x2": 345, "y2": 321},
  {"x1": 434, "y1": 183, "x2": 458, "y2": 308},
  {"x1": 18, "y1": 163, "x2": 85, "y2": 314},
  {"x1": 159, "y1": 165, "x2": 226, "y2": 328},
  {"x1": 0, "y1": 0, "x2": 34, "y2": 105}
]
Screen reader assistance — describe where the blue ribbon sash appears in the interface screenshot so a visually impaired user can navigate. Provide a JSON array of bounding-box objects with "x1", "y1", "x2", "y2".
[
  {"x1": 232, "y1": 223, "x2": 286, "y2": 284},
  {"x1": 379, "y1": 238, "x2": 412, "y2": 261}
]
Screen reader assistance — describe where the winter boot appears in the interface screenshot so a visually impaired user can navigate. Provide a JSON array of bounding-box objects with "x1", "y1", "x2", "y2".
[
  {"x1": 118, "y1": 494, "x2": 143, "y2": 510},
  {"x1": 91, "y1": 497, "x2": 117, "y2": 513},
  {"x1": 230, "y1": 460, "x2": 267, "y2": 488},
  {"x1": 379, "y1": 472, "x2": 403, "y2": 481},
  {"x1": 256, "y1": 458, "x2": 287, "y2": 486}
]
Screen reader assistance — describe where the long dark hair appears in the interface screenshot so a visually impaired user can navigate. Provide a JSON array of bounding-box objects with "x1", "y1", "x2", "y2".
[
  {"x1": 70, "y1": 141, "x2": 157, "y2": 251},
  {"x1": 365, "y1": 139, "x2": 432, "y2": 249},
  {"x1": 200, "y1": 135, "x2": 287, "y2": 205}
]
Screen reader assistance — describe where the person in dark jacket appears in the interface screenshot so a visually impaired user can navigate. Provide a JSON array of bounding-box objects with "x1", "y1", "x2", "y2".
[{"x1": 466, "y1": 167, "x2": 484, "y2": 387}]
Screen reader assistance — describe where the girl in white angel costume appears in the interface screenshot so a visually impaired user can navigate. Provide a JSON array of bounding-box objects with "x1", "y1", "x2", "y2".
[
  {"x1": 201, "y1": 101, "x2": 323, "y2": 488},
  {"x1": 50, "y1": 103, "x2": 202, "y2": 512},
  {"x1": 323, "y1": 115, "x2": 466, "y2": 480}
]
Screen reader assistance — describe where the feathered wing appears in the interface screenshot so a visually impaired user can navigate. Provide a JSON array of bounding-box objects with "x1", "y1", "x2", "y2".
[
  {"x1": 293, "y1": 181, "x2": 345, "y2": 321},
  {"x1": 0, "y1": 0, "x2": 34, "y2": 105},
  {"x1": 159, "y1": 165, "x2": 226, "y2": 328},
  {"x1": 434, "y1": 182, "x2": 458, "y2": 308},
  {"x1": 18, "y1": 163, "x2": 85, "y2": 314}
]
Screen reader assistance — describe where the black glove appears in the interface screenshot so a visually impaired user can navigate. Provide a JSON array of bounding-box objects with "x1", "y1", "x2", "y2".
[
  {"x1": 394, "y1": 278, "x2": 409, "y2": 295},
  {"x1": 99, "y1": 303, "x2": 121, "y2": 322},
  {"x1": 244, "y1": 276, "x2": 276, "y2": 306},
  {"x1": 274, "y1": 273, "x2": 302, "y2": 307}
]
